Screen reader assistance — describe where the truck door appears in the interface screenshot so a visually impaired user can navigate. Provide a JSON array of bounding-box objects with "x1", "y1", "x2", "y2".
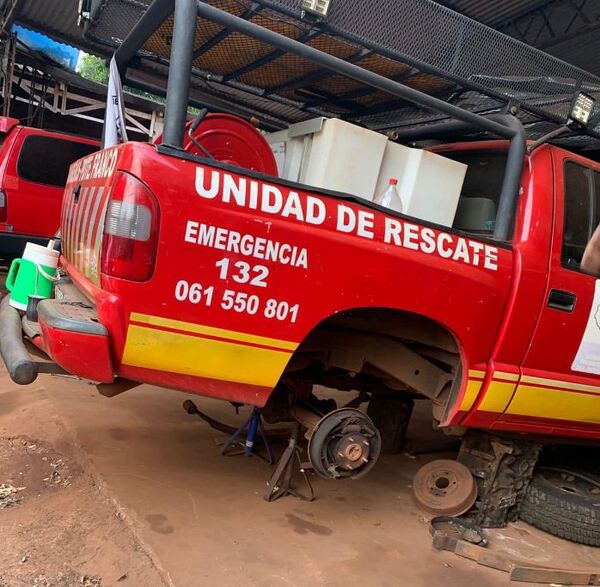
[
  {"x1": 3, "y1": 131, "x2": 97, "y2": 238},
  {"x1": 501, "y1": 149, "x2": 600, "y2": 435}
]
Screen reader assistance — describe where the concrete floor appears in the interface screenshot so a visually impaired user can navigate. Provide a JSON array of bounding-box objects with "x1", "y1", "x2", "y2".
[{"x1": 1, "y1": 368, "x2": 597, "y2": 586}]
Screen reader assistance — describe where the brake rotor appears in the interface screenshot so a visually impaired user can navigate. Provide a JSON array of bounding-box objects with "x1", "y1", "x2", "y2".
[
  {"x1": 308, "y1": 408, "x2": 381, "y2": 480},
  {"x1": 413, "y1": 459, "x2": 477, "y2": 516}
]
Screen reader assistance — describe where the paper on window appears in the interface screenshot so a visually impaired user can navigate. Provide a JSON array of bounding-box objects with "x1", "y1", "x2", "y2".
[{"x1": 572, "y1": 280, "x2": 600, "y2": 374}]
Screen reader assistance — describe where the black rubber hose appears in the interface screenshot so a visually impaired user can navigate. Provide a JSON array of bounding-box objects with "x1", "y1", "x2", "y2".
[
  {"x1": 0, "y1": 296, "x2": 38, "y2": 385},
  {"x1": 187, "y1": 109, "x2": 213, "y2": 159}
]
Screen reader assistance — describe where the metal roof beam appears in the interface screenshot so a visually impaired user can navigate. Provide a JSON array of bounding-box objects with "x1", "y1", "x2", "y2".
[{"x1": 500, "y1": 0, "x2": 600, "y2": 49}]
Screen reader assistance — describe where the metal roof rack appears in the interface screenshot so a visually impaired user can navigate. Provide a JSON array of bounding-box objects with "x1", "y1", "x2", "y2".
[
  {"x1": 72, "y1": 0, "x2": 600, "y2": 144},
  {"x1": 105, "y1": 0, "x2": 535, "y2": 242}
]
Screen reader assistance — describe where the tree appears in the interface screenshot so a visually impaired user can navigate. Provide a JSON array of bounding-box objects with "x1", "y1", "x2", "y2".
[
  {"x1": 76, "y1": 52, "x2": 169, "y2": 108},
  {"x1": 77, "y1": 54, "x2": 109, "y2": 85}
]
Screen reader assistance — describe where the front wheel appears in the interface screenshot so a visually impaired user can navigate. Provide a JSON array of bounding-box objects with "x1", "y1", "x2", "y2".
[{"x1": 520, "y1": 467, "x2": 600, "y2": 546}]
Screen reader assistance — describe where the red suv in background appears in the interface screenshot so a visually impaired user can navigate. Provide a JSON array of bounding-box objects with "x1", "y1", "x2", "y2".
[{"x1": 0, "y1": 117, "x2": 98, "y2": 258}]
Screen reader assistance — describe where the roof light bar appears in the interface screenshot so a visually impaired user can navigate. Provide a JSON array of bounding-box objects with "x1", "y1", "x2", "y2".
[
  {"x1": 570, "y1": 92, "x2": 596, "y2": 127},
  {"x1": 301, "y1": 0, "x2": 330, "y2": 18}
]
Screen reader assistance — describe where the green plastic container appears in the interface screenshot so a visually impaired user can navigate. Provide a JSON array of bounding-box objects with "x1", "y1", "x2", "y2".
[{"x1": 6, "y1": 242, "x2": 59, "y2": 311}]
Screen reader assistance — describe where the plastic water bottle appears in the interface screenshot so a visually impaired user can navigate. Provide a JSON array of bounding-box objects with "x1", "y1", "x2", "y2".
[{"x1": 374, "y1": 178, "x2": 403, "y2": 213}]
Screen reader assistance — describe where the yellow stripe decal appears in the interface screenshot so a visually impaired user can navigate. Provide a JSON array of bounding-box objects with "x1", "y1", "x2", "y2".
[
  {"x1": 462, "y1": 371, "x2": 600, "y2": 426},
  {"x1": 494, "y1": 371, "x2": 519, "y2": 382},
  {"x1": 478, "y1": 380, "x2": 517, "y2": 413},
  {"x1": 460, "y1": 379, "x2": 482, "y2": 411},
  {"x1": 129, "y1": 312, "x2": 298, "y2": 352},
  {"x1": 121, "y1": 323, "x2": 294, "y2": 388},
  {"x1": 468, "y1": 369, "x2": 486, "y2": 379},
  {"x1": 506, "y1": 385, "x2": 600, "y2": 425},
  {"x1": 520, "y1": 375, "x2": 600, "y2": 395}
]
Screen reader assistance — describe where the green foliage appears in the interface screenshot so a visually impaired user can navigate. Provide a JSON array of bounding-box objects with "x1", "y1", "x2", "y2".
[
  {"x1": 76, "y1": 53, "x2": 191, "y2": 111},
  {"x1": 77, "y1": 53, "x2": 109, "y2": 85}
]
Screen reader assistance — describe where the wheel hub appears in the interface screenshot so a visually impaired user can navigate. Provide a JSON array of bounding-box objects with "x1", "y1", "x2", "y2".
[
  {"x1": 540, "y1": 467, "x2": 600, "y2": 498},
  {"x1": 335, "y1": 434, "x2": 370, "y2": 470},
  {"x1": 308, "y1": 408, "x2": 381, "y2": 480}
]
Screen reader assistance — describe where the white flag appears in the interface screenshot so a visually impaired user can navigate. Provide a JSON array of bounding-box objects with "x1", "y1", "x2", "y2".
[{"x1": 103, "y1": 56, "x2": 129, "y2": 148}]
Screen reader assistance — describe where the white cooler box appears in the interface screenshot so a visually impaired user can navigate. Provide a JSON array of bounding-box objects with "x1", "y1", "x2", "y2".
[
  {"x1": 267, "y1": 117, "x2": 387, "y2": 201},
  {"x1": 375, "y1": 142, "x2": 467, "y2": 227},
  {"x1": 268, "y1": 117, "x2": 467, "y2": 227}
]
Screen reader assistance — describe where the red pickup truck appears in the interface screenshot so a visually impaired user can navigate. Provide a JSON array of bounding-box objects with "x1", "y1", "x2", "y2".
[
  {"x1": 1, "y1": 0, "x2": 599, "y2": 545},
  {"x1": 0, "y1": 117, "x2": 98, "y2": 258},
  {"x1": 30, "y1": 136, "x2": 597, "y2": 441}
]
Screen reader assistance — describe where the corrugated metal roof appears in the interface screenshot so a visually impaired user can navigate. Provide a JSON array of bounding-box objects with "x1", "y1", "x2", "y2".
[
  {"x1": 436, "y1": 0, "x2": 551, "y2": 26},
  {"x1": 495, "y1": 0, "x2": 600, "y2": 77},
  {"x1": 7, "y1": 0, "x2": 123, "y2": 56},
  {"x1": 545, "y1": 32, "x2": 600, "y2": 78},
  {"x1": 6, "y1": 0, "x2": 600, "y2": 79},
  {"x1": 0, "y1": 1, "x2": 574, "y2": 42}
]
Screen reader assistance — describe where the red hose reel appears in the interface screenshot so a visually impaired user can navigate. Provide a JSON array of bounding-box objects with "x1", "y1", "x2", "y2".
[{"x1": 155, "y1": 113, "x2": 278, "y2": 176}]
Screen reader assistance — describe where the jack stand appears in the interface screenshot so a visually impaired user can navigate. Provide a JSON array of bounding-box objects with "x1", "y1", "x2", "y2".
[
  {"x1": 221, "y1": 406, "x2": 273, "y2": 464},
  {"x1": 264, "y1": 424, "x2": 315, "y2": 502}
]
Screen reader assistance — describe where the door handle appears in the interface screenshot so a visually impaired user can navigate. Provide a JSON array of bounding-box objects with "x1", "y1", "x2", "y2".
[
  {"x1": 72, "y1": 184, "x2": 81, "y2": 204},
  {"x1": 547, "y1": 289, "x2": 576, "y2": 312}
]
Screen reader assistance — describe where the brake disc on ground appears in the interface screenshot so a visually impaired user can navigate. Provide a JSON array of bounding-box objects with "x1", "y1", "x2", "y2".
[{"x1": 413, "y1": 459, "x2": 477, "y2": 517}]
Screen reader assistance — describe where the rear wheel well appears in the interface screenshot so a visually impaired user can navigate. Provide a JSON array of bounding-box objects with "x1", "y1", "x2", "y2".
[{"x1": 279, "y1": 307, "x2": 464, "y2": 429}]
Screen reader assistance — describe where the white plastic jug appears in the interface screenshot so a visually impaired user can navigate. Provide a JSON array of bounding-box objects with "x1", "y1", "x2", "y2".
[
  {"x1": 22, "y1": 242, "x2": 59, "y2": 278},
  {"x1": 6, "y1": 242, "x2": 60, "y2": 310}
]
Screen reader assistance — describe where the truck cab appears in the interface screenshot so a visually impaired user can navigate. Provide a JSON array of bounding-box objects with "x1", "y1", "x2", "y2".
[
  {"x1": 0, "y1": 116, "x2": 98, "y2": 258},
  {"x1": 445, "y1": 141, "x2": 600, "y2": 439}
]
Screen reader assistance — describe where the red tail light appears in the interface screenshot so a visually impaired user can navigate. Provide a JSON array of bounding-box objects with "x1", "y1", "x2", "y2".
[
  {"x1": 101, "y1": 172, "x2": 159, "y2": 281},
  {"x1": 0, "y1": 189, "x2": 6, "y2": 222}
]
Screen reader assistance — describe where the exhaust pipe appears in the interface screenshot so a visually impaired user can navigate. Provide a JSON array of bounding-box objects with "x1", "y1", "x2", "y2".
[{"x1": 0, "y1": 296, "x2": 38, "y2": 385}]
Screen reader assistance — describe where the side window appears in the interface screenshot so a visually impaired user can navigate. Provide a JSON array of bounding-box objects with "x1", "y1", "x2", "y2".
[
  {"x1": 562, "y1": 161, "x2": 593, "y2": 269},
  {"x1": 17, "y1": 135, "x2": 97, "y2": 187}
]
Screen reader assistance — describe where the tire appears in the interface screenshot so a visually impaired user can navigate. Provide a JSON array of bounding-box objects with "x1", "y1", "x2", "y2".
[{"x1": 520, "y1": 467, "x2": 600, "y2": 546}]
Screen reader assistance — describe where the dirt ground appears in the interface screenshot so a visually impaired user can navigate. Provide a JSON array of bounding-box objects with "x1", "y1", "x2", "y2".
[
  {"x1": 1, "y1": 374, "x2": 599, "y2": 587},
  {"x1": 0, "y1": 377, "x2": 166, "y2": 586},
  {"x1": 0, "y1": 268, "x2": 598, "y2": 586}
]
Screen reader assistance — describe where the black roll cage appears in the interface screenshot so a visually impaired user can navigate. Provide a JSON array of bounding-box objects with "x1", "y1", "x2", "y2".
[{"x1": 114, "y1": 0, "x2": 526, "y2": 242}]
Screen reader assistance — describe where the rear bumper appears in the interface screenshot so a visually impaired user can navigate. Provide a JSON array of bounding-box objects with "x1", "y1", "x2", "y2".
[{"x1": 0, "y1": 280, "x2": 114, "y2": 384}]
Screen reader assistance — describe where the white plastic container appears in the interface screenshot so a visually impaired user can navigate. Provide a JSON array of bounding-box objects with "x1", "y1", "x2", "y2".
[
  {"x1": 7, "y1": 242, "x2": 59, "y2": 310},
  {"x1": 375, "y1": 142, "x2": 467, "y2": 227},
  {"x1": 22, "y1": 242, "x2": 60, "y2": 272},
  {"x1": 267, "y1": 117, "x2": 387, "y2": 201},
  {"x1": 374, "y1": 177, "x2": 403, "y2": 213}
]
